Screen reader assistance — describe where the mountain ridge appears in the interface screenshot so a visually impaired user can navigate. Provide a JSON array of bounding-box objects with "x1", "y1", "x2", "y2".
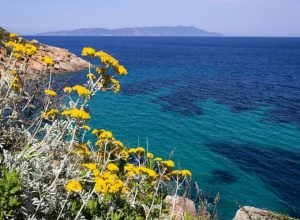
[{"x1": 36, "y1": 26, "x2": 223, "y2": 37}]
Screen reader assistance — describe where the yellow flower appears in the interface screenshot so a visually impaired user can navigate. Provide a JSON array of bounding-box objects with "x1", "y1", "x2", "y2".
[
  {"x1": 63, "y1": 86, "x2": 72, "y2": 93},
  {"x1": 138, "y1": 167, "x2": 157, "y2": 178},
  {"x1": 96, "y1": 67, "x2": 107, "y2": 74},
  {"x1": 24, "y1": 43, "x2": 37, "y2": 56},
  {"x1": 154, "y1": 157, "x2": 162, "y2": 161},
  {"x1": 9, "y1": 33, "x2": 19, "y2": 39},
  {"x1": 94, "y1": 178, "x2": 108, "y2": 193},
  {"x1": 11, "y1": 78, "x2": 21, "y2": 92},
  {"x1": 128, "y1": 147, "x2": 145, "y2": 154},
  {"x1": 72, "y1": 85, "x2": 91, "y2": 97},
  {"x1": 82, "y1": 47, "x2": 96, "y2": 57},
  {"x1": 61, "y1": 109, "x2": 91, "y2": 120},
  {"x1": 96, "y1": 51, "x2": 119, "y2": 66},
  {"x1": 93, "y1": 129, "x2": 113, "y2": 139},
  {"x1": 94, "y1": 171, "x2": 125, "y2": 194},
  {"x1": 124, "y1": 164, "x2": 156, "y2": 179},
  {"x1": 42, "y1": 109, "x2": 59, "y2": 120},
  {"x1": 65, "y1": 180, "x2": 83, "y2": 192},
  {"x1": 161, "y1": 160, "x2": 175, "y2": 168},
  {"x1": 114, "y1": 65, "x2": 128, "y2": 75},
  {"x1": 40, "y1": 56, "x2": 54, "y2": 65},
  {"x1": 171, "y1": 169, "x2": 192, "y2": 177},
  {"x1": 107, "y1": 163, "x2": 119, "y2": 172},
  {"x1": 118, "y1": 150, "x2": 129, "y2": 160},
  {"x1": 87, "y1": 73, "x2": 96, "y2": 80},
  {"x1": 146, "y1": 152, "x2": 154, "y2": 158},
  {"x1": 112, "y1": 140, "x2": 124, "y2": 148},
  {"x1": 82, "y1": 163, "x2": 97, "y2": 171},
  {"x1": 110, "y1": 77, "x2": 121, "y2": 93},
  {"x1": 81, "y1": 125, "x2": 91, "y2": 131},
  {"x1": 44, "y1": 89, "x2": 57, "y2": 97},
  {"x1": 73, "y1": 143, "x2": 91, "y2": 156}
]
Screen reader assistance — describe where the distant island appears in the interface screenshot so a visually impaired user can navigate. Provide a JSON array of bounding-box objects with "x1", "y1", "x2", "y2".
[{"x1": 36, "y1": 26, "x2": 223, "y2": 37}]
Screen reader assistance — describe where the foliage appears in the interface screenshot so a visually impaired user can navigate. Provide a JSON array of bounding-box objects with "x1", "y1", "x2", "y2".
[
  {"x1": 0, "y1": 34, "x2": 193, "y2": 219},
  {"x1": 0, "y1": 165, "x2": 22, "y2": 219}
]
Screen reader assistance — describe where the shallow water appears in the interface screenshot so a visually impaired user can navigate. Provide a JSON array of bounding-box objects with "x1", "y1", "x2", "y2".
[{"x1": 27, "y1": 36, "x2": 300, "y2": 219}]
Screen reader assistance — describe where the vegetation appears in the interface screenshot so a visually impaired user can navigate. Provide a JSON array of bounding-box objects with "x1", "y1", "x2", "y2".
[
  {"x1": 0, "y1": 33, "x2": 195, "y2": 219},
  {"x1": 0, "y1": 166, "x2": 22, "y2": 219}
]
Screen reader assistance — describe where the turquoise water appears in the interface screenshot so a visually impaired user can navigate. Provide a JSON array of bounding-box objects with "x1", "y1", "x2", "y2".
[{"x1": 28, "y1": 36, "x2": 300, "y2": 219}]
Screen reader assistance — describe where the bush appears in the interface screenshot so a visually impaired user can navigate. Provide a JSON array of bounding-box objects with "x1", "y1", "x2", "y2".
[{"x1": 0, "y1": 34, "x2": 193, "y2": 219}]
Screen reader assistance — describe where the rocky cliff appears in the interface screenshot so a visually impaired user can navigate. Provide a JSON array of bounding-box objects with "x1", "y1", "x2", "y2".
[{"x1": 0, "y1": 27, "x2": 89, "y2": 77}]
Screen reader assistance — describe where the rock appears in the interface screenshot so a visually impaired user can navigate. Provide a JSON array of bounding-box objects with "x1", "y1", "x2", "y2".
[
  {"x1": 233, "y1": 206, "x2": 294, "y2": 220},
  {"x1": 0, "y1": 27, "x2": 90, "y2": 78},
  {"x1": 164, "y1": 195, "x2": 197, "y2": 220},
  {"x1": 29, "y1": 59, "x2": 44, "y2": 72}
]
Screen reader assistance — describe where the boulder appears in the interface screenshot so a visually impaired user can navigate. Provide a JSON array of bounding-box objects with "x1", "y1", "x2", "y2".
[
  {"x1": 164, "y1": 195, "x2": 197, "y2": 220},
  {"x1": 233, "y1": 206, "x2": 294, "y2": 220},
  {"x1": 0, "y1": 27, "x2": 90, "y2": 77}
]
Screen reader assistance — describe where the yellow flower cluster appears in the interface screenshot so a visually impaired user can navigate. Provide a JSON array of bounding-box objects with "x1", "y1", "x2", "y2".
[
  {"x1": 9, "y1": 33, "x2": 19, "y2": 40},
  {"x1": 96, "y1": 51, "x2": 128, "y2": 75},
  {"x1": 81, "y1": 125, "x2": 91, "y2": 131},
  {"x1": 94, "y1": 171, "x2": 126, "y2": 194},
  {"x1": 24, "y1": 43, "x2": 37, "y2": 56},
  {"x1": 40, "y1": 56, "x2": 55, "y2": 66},
  {"x1": 87, "y1": 73, "x2": 96, "y2": 80},
  {"x1": 65, "y1": 180, "x2": 83, "y2": 192},
  {"x1": 82, "y1": 163, "x2": 97, "y2": 171},
  {"x1": 72, "y1": 85, "x2": 91, "y2": 97},
  {"x1": 73, "y1": 143, "x2": 91, "y2": 156},
  {"x1": 114, "y1": 64, "x2": 128, "y2": 75},
  {"x1": 146, "y1": 152, "x2": 154, "y2": 158},
  {"x1": 44, "y1": 89, "x2": 57, "y2": 97},
  {"x1": 42, "y1": 109, "x2": 59, "y2": 120},
  {"x1": 61, "y1": 109, "x2": 91, "y2": 120},
  {"x1": 117, "y1": 149, "x2": 129, "y2": 160},
  {"x1": 63, "y1": 87, "x2": 72, "y2": 93},
  {"x1": 171, "y1": 169, "x2": 192, "y2": 177},
  {"x1": 5, "y1": 41, "x2": 37, "y2": 58},
  {"x1": 11, "y1": 77, "x2": 21, "y2": 92},
  {"x1": 124, "y1": 164, "x2": 156, "y2": 179},
  {"x1": 96, "y1": 67, "x2": 106, "y2": 74},
  {"x1": 161, "y1": 160, "x2": 175, "y2": 168},
  {"x1": 96, "y1": 51, "x2": 118, "y2": 66},
  {"x1": 112, "y1": 140, "x2": 124, "y2": 148},
  {"x1": 107, "y1": 163, "x2": 119, "y2": 172},
  {"x1": 128, "y1": 147, "x2": 145, "y2": 154},
  {"x1": 110, "y1": 77, "x2": 121, "y2": 93},
  {"x1": 92, "y1": 129, "x2": 113, "y2": 140},
  {"x1": 154, "y1": 157, "x2": 162, "y2": 161},
  {"x1": 82, "y1": 47, "x2": 96, "y2": 57}
]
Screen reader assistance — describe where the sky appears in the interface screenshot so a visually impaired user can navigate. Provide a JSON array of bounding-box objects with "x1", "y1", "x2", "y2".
[{"x1": 1, "y1": 0, "x2": 300, "y2": 36}]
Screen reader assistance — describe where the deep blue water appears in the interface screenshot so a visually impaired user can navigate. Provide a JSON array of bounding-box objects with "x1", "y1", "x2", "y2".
[{"x1": 27, "y1": 36, "x2": 300, "y2": 219}]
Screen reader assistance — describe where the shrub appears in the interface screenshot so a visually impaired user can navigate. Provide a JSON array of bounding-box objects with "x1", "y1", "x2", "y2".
[{"x1": 0, "y1": 34, "x2": 192, "y2": 219}]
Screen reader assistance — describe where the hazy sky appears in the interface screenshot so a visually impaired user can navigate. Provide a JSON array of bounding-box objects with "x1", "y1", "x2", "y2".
[{"x1": 1, "y1": 0, "x2": 300, "y2": 36}]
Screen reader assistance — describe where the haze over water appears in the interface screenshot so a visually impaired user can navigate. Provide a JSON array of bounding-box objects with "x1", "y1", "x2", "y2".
[{"x1": 28, "y1": 36, "x2": 300, "y2": 219}]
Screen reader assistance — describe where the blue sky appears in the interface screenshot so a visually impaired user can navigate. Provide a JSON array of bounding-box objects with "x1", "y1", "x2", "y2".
[{"x1": 1, "y1": 0, "x2": 300, "y2": 36}]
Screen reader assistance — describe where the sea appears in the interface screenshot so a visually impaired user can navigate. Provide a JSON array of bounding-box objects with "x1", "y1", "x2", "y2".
[{"x1": 27, "y1": 36, "x2": 300, "y2": 219}]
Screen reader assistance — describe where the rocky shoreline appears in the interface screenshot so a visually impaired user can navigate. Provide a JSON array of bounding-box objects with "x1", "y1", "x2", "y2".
[{"x1": 0, "y1": 27, "x2": 89, "y2": 77}]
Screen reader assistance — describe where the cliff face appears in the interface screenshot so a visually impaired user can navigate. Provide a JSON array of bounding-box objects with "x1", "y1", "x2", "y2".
[{"x1": 0, "y1": 27, "x2": 89, "y2": 77}]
